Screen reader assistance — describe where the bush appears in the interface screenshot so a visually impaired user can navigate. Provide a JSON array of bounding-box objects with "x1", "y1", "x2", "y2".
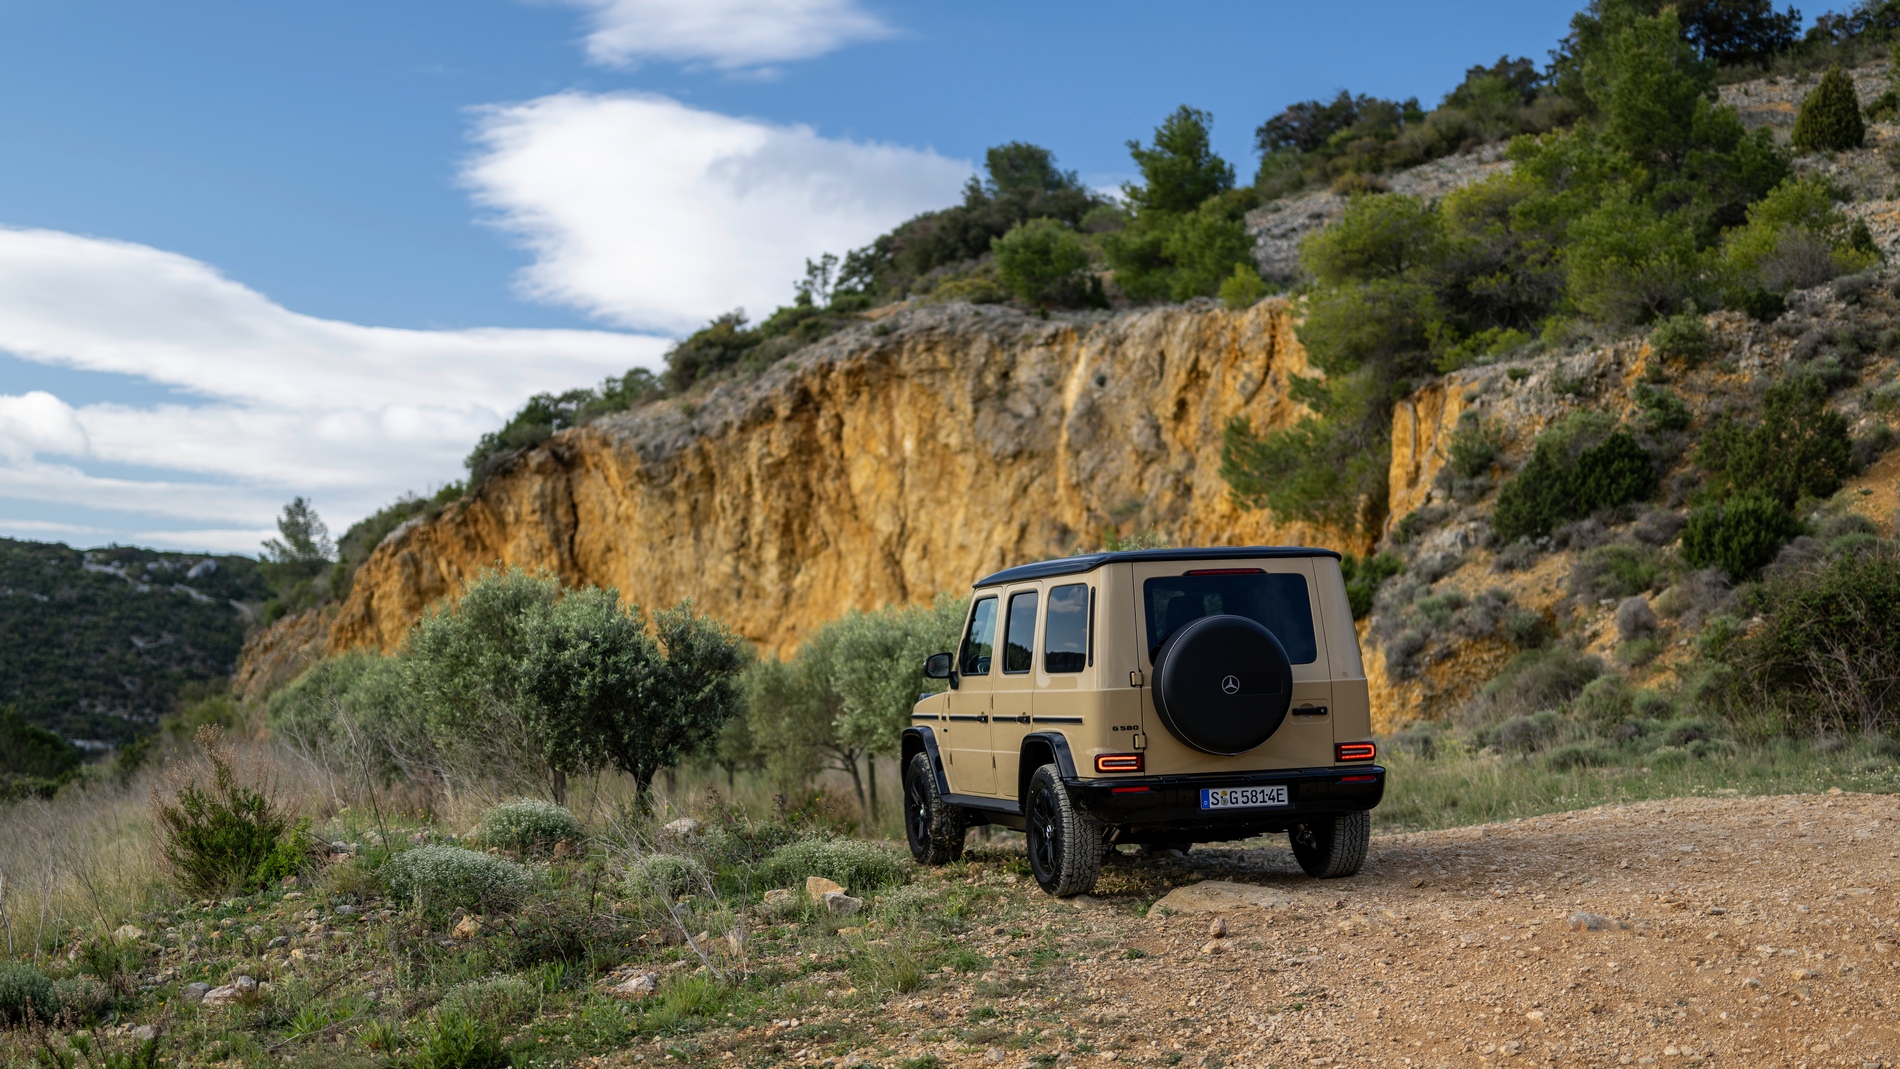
[
  {"x1": 1793, "y1": 67, "x2": 1866, "y2": 152},
  {"x1": 1340, "y1": 553, "x2": 1404, "y2": 619},
  {"x1": 1696, "y1": 374, "x2": 1852, "y2": 508},
  {"x1": 1446, "y1": 413, "x2": 1504, "y2": 479},
  {"x1": 0, "y1": 963, "x2": 59, "y2": 1027},
  {"x1": 380, "y1": 845, "x2": 532, "y2": 913},
  {"x1": 153, "y1": 726, "x2": 311, "y2": 897},
  {"x1": 1648, "y1": 313, "x2": 1711, "y2": 364},
  {"x1": 1571, "y1": 544, "x2": 1663, "y2": 601},
  {"x1": 765, "y1": 837, "x2": 908, "y2": 894},
  {"x1": 1729, "y1": 541, "x2": 1900, "y2": 734},
  {"x1": 1218, "y1": 263, "x2": 1270, "y2": 310},
  {"x1": 1631, "y1": 383, "x2": 1692, "y2": 434},
  {"x1": 1545, "y1": 742, "x2": 1618, "y2": 770},
  {"x1": 1681, "y1": 492, "x2": 1802, "y2": 581},
  {"x1": 1493, "y1": 418, "x2": 1657, "y2": 542},
  {"x1": 414, "y1": 1007, "x2": 511, "y2": 1069},
  {"x1": 479, "y1": 800, "x2": 584, "y2": 855},
  {"x1": 626, "y1": 853, "x2": 710, "y2": 902},
  {"x1": 1469, "y1": 647, "x2": 1606, "y2": 724},
  {"x1": 991, "y1": 219, "x2": 1099, "y2": 309},
  {"x1": 0, "y1": 706, "x2": 81, "y2": 801}
]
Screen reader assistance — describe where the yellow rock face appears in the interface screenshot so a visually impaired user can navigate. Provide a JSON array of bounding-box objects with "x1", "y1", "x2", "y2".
[{"x1": 315, "y1": 301, "x2": 1363, "y2": 663}]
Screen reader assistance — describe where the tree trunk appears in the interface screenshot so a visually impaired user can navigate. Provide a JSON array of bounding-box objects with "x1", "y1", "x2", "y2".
[
  {"x1": 551, "y1": 768, "x2": 568, "y2": 807},
  {"x1": 840, "y1": 751, "x2": 868, "y2": 826},
  {"x1": 867, "y1": 757, "x2": 879, "y2": 827}
]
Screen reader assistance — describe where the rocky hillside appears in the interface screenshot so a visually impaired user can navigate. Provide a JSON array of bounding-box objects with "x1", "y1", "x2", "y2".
[
  {"x1": 241, "y1": 61, "x2": 1900, "y2": 736},
  {"x1": 241, "y1": 301, "x2": 1339, "y2": 693}
]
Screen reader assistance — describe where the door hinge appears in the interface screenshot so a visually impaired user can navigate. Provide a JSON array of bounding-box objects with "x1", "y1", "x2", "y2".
[
  {"x1": 1128, "y1": 670, "x2": 1144, "y2": 687},
  {"x1": 1132, "y1": 733, "x2": 1148, "y2": 750}
]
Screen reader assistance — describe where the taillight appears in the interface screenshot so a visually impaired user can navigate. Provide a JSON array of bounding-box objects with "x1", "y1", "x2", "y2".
[
  {"x1": 1110, "y1": 786, "x2": 1151, "y2": 794},
  {"x1": 1339, "y1": 774, "x2": 1377, "y2": 783},
  {"x1": 1095, "y1": 753, "x2": 1144, "y2": 773},
  {"x1": 1336, "y1": 742, "x2": 1376, "y2": 762}
]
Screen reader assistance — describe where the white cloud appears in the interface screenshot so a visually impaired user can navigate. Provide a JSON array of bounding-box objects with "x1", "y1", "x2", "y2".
[
  {"x1": 551, "y1": 0, "x2": 890, "y2": 70},
  {"x1": 466, "y1": 91, "x2": 971, "y2": 333},
  {"x1": 0, "y1": 391, "x2": 89, "y2": 461},
  {"x1": 0, "y1": 228, "x2": 668, "y2": 551}
]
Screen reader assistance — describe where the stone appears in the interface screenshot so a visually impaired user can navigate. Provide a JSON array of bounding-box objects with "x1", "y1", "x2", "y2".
[
  {"x1": 281, "y1": 891, "x2": 303, "y2": 901},
  {"x1": 181, "y1": 982, "x2": 210, "y2": 1001},
  {"x1": 984, "y1": 1048, "x2": 1006, "y2": 1063},
  {"x1": 453, "y1": 916, "x2": 482, "y2": 939},
  {"x1": 1568, "y1": 912, "x2": 1620, "y2": 932},
  {"x1": 1525, "y1": 1010, "x2": 1546, "y2": 1022},
  {"x1": 1152, "y1": 881, "x2": 1289, "y2": 914},
  {"x1": 1207, "y1": 917, "x2": 1228, "y2": 938},
  {"x1": 200, "y1": 975, "x2": 256, "y2": 1007},
  {"x1": 807, "y1": 876, "x2": 846, "y2": 902},
  {"x1": 1199, "y1": 940, "x2": 1224, "y2": 955},
  {"x1": 727, "y1": 928, "x2": 748, "y2": 954},
  {"x1": 823, "y1": 892, "x2": 864, "y2": 916},
  {"x1": 112, "y1": 924, "x2": 145, "y2": 942},
  {"x1": 129, "y1": 1024, "x2": 158, "y2": 1043},
  {"x1": 763, "y1": 889, "x2": 796, "y2": 907},
  {"x1": 553, "y1": 838, "x2": 575, "y2": 858},
  {"x1": 267, "y1": 936, "x2": 288, "y2": 948},
  {"x1": 661, "y1": 818, "x2": 701, "y2": 838},
  {"x1": 1791, "y1": 967, "x2": 1820, "y2": 979},
  {"x1": 610, "y1": 973, "x2": 659, "y2": 999}
]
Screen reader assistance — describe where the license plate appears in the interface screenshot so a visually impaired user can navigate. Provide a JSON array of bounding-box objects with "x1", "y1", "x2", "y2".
[{"x1": 1200, "y1": 785, "x2": 1288, "y2": 810}]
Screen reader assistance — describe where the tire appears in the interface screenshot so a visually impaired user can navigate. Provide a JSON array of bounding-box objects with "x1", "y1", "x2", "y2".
[
  {"x1": 1024, "y1": 763, "x2": 1103, "y2": 897},
  {"x1": 1290, "y1": 810, "x2": 1370, "y2": 878},
  {"x1": 904, "y1": 752, "x2": 967, "y2": 865},
  {"x1": 1150, "y1": 614, "x2": 1294, "y2": 755}
]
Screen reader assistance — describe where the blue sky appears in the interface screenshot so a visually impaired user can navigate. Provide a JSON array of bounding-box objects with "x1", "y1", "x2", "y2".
[{"x1": 0, "y1": 0, "x2": 1590, "y2": 553}]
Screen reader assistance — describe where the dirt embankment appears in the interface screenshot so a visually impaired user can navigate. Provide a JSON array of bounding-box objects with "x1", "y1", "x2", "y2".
[{"x1": 807, "y1": 793, "x2": 1900, "y2": 1069}]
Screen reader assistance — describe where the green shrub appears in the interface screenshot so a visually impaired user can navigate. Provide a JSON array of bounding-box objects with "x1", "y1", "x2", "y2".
[
  {"x1": 153, "y1": 726, "x2": 311, "y2": 897},
  {"x1": 1493, "y1": 419, "x2": 1657, "y2": 542},
  {"x1": 1728, "y1": 541, "x2": 1900, "y2": 734},
  {"x1": 1616, "y1": 637, "x2": 1663, "y2": 666},
  {"x1": 1446, "y1": 413, "x2": 1505, "y2": 479},
  {"x1": 1631, "y1": 383, "x2": 1692, "y2": 433},
  {"x1": 1681, "y1": 492, "x2": 1802, "y2": 581},
  {"x1": 1339, "y1": 553, "x2": 1404, "y2": 619},
  {"x1": 991, "y1": 219, "x2": 1098, "y2": 309},
  {"x1": 1544, "y1": 742, "x2": 1618, "y2": 770},
  {"x1": 1218, "y1": 263, "x2": 1270, "y2": 310},
  {"x1": 765, "y1": 837, "x2": 908, "y2": 893},
  {"x1": 1571, "y1": 544, "x2": 1663, "y2": 601},
  {"x1": 479, "y1": 800, "x2": 583, "y2": 855},
  {"x1": 626, "y1": 853, "x2": 710, "y2": 902},
  {"x1": 380, "y1": 845, "x2": 532, "y2": 913},
  {"x1": 1696, "y1": 374, "x2": 1851, "y2": 508},
  {"x1": 1470, "y1": 647, "x2": 1606, "y2": 724},
  {"x1": 414, "y1": 1007, "x2": 511, "y2": 1069},
  {"x1": 1792, "y1": 67, "x2": 1866, "y2": 152},
  {"x1": 1647, "y1": 313, "x2": 1710, "y2": 364},
  {"x1": 50, "y1": 975, "x2": 111, "y2": 1026},
  {"x1": 0, "y1": 706, "x2": 81, "y2": 800},
  {"x1": 0, "y1": 963, "x2": 59, "y2": 1027}
]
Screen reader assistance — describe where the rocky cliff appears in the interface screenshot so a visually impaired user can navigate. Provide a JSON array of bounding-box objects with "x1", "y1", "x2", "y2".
[{"x1": 265, "y1": 300, "x2": 1351, "y2": 681}]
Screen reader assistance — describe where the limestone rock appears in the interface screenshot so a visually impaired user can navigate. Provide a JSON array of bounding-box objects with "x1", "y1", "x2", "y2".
[
  {"x1": 1153, "y1": 881, "x2": 1289, "y2": 914},
  {"x1": 181, "y1": 982, "x2": 210, "y2": 1001},
  {"x1": 453, "y1": 915, "x2": 482, "y2": 939},
  {"x1": 200, "y1": 975, "x2": 256, "y2": 1006},
  {"x1": 823, "y1": 891, "x2": 864, "y2": 916},
  {"x1": 763, "y1": 888, "x2": 797, "y2": 907},
  {"x1": 1207, "y1": 917, "x2": 1228, "y2": 938},
  {"x1": 610, "y1": 973, "x2": 659, "y2": 999},
  {"x1": 807, "y1": 876, "x2": 846, "y2": 902},
  {"x1": 112, "y1": 924, "x2": 144, "y2": 942},
  {"x1": 661, "y1": 818, "x2": 701, "y2": 838}
]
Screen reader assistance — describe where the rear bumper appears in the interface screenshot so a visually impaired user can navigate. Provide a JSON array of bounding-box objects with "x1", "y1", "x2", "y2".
[{"x1": 1067, "y1": 765, "x2": 1384, "y2": 840}]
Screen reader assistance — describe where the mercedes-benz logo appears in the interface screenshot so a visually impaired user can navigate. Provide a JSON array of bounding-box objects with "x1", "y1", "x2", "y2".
[{"x1": 1220, "y1": 674, "x2": 1240, "y2": 695}]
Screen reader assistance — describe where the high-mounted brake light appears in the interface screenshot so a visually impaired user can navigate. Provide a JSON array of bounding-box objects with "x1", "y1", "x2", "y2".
[
  {"x1": 1095, "y1": 753, "x2": 1144, "y2": 773},
  {"x1": 1336, "y1": 742, "x2": 1377, "y2": 762},
  {"x1": 1184, "y1": 568, "x2": 1265, "y2": 575}
]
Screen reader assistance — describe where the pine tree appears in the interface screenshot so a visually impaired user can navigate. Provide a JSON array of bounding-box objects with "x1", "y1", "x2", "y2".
[{"x1": 1792, "y1": 66, "x2": 1866, "y2": 152}]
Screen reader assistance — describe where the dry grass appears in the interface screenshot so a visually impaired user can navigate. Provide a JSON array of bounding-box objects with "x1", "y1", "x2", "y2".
[{"x1": 0, "y1": 774, "x2": 162, "y2": 961}]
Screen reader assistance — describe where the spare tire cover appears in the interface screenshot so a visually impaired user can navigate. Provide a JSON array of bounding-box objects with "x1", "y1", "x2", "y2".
[{"x1": 1151, "y1": 614, "x2": 1294, "y2": 755}]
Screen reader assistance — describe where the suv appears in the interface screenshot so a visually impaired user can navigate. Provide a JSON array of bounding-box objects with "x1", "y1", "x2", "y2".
[{"x1": 901, "y1": 547, "x2": 1384, "y2": 896}]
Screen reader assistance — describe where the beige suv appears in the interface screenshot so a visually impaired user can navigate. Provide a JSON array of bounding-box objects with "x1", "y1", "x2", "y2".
[{"x1": 902, "y1": 547, "x2": 1383, "y2": 896}]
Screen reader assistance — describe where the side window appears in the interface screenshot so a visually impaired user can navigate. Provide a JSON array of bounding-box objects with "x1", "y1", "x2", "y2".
[
  {"x1": 960, "y1": 596, "x2": 998, "y2": 675},
  {"x1": 1002, "y1": 590, "x2": 1038, "y2": 674},
  {"x1": 1043, "y1": 584, "x2": 1089, "y2": 673}
]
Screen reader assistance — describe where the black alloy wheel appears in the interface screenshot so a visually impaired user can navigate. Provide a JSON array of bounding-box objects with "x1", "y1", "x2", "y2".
[
  {"x1": 903, "y1": 752, "x2": 966, "y2": 865},
  {"x1": 1023, "y1": 763, "x2": 1103, "y2": 897}
]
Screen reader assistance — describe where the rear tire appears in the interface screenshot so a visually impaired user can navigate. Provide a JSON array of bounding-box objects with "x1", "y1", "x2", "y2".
[
  {"x1": 1290, "y1": 810, "x2": 1370, "y2": 878},
  {"x1": 1024, "y1": 764, "x2": 1103, "y2": 897},
  {"x1": 904, "y1": 752, "x2": 966, "y2": 865}
]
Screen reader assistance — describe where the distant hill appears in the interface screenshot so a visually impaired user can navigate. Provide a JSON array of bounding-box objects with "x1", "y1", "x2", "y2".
[{"x1": 0, "y1": 539, "x2": 269, "y2": 744}]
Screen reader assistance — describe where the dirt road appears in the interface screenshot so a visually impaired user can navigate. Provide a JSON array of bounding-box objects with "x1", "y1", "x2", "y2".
[{"x1": 863, "y1": 793, "x2": 1900, "y2": 1069}]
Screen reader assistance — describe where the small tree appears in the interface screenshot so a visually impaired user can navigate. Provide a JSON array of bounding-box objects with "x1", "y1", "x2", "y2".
[
  {"x1": 992, "y1": 220, "x2": 1094, "y2": 309},
  {"x1": 1681, "y1": 492, "x2": 1801, "y2": 581},
  {"x1": 261, "y1": 496, "x2": 333, "y2": 564},
  {"x1": 827, "y1": 595, "x2": 968, "y2": 823},
  {"x1": 1792, "y1": 67, "x2": 1865, "y2": 152}
]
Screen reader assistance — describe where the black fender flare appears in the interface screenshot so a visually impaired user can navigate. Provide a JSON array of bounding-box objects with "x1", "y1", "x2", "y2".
[
  {"x1": 902, "y1": 727, "x2": 951, "y2": 798},
  {"x1": 1017, "y1": 731, "x2": 1079, "y2": 803}
]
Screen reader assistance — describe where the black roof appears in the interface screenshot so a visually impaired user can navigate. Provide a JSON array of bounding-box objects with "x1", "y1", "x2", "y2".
[{"x1": 972, "y1": 546, "x2": 1342, "y2": 588}]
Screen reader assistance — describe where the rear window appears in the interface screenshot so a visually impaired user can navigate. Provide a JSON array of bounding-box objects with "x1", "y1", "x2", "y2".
[{"x1": 1143, "y1": 571, "x2": 1318, "y2": 664}]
